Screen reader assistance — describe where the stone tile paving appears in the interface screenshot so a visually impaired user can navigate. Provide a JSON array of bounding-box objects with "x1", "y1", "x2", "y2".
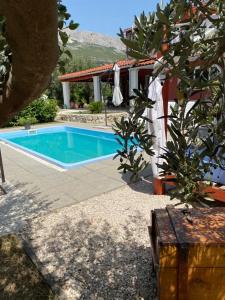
[
  {"x1": 1, "y1": 142, "x2": 131, "y2": 208},
  {"x1": 0, "y1": 123, "x2": 152, "y2": 235}
]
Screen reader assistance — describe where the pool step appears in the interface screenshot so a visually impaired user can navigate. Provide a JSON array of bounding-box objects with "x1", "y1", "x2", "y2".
[{"x1": 27, "y1": 129, "x2": 38, "y2": 135}]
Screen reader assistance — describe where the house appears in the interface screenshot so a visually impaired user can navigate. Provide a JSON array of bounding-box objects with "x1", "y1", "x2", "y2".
[
  {"x1": 58, "y1": 22, "x2": 199, "y2": 116},
  {"x1": 59, "y1": 58, "x2": 157, "y2": 109},
  {"x1": 59, "y1": 1, "x2": 216, "y2": 110},
  {"x1": 59, "y1": 4, "x2": 224, "y2": 200}
]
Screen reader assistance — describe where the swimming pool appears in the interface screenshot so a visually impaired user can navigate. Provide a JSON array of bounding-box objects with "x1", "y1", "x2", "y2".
[{"x1": 0, "y1": 126, "x2": 121, "y2": 169}]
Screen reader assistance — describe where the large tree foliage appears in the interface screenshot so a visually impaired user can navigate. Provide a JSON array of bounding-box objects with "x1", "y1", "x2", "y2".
[
  {"x1": 0, "y1": 0, "x2": 78, "y2": 126},
  {"x1": 115, "y1": 0, "x2": 225, "y2": 204}
]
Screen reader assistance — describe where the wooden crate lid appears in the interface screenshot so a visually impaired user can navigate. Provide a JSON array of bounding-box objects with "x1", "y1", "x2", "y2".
[
  {"x1": 152, "y1": 207, "x2": 225, "y2": 268},
  {"x1": 153, "y1": 209, "x2": 178, "y2": 245},
  {"x1": 167, "y1": 207, "x2": 225, "y2": 245},
  {"x1": 153, "y1": 207, "x2": 225, "y2": 245}
]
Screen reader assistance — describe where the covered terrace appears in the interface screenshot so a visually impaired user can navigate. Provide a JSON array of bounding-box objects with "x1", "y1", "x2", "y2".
[{"x1": 59, "y1": 59, "x2": 156, "y2": 109}]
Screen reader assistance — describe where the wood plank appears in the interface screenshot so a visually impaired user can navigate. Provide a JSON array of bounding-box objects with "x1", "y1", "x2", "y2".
[
  {"x1": 166, "y1": 207, "x2": 225, "y2": 245},
  {"x1": 188, "y1": 268, "x2": 225, "y2": 300},
  {"x1": 161, "y1": 176, "x2": 225, "y2": 203},
  {"x1": 204, "y1": 186, "x2": 225, "y2": 203},
  {"x1": 159, "y1": 268, "x2": 177, "y2": 300},
  {"x1": 188, "y1": 246, "x2": 225, "y2": 267},
  {"x1": 159, "y1": 246, "x2": 178, "y2": 268},
  {"x1": 155, "y1": 209, "x2": 177, "y2": 245}
]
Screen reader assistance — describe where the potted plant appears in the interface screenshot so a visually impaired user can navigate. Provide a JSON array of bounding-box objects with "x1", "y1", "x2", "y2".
[
  {"x1": 74, "y1": 101, "x2": 79, "y2": 109},
  {"x1": 70, "y1": 100, "x2": 75, "y2": 109},
  {"x1": 18, "y1": 116, "x2": 38, "y2": 130},
  {"x1": 77, "y1": 97, "x2": 86, "y2": 109},
  {"x1": 88, "y1": 101, "x2": 103, "y2": 114}
]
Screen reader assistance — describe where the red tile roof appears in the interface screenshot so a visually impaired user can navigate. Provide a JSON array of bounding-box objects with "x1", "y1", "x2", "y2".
[{"x1": 59, "y1": 59, "x2": 155, "y2": 82}]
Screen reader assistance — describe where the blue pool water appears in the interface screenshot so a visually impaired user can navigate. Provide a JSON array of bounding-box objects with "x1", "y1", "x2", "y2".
[{"x1": 0, "y1": 126, "x2": 121, "y2": 169}]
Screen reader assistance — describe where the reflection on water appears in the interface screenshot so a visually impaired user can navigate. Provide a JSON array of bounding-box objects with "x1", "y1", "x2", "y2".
[{"x1": 9, "y1": 131, "x2": 119, "y2": 164}]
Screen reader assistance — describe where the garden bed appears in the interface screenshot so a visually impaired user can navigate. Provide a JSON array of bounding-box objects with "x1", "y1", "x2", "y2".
[{"x1": 0, "y1": 235, "x2": 57, "y2": 299}]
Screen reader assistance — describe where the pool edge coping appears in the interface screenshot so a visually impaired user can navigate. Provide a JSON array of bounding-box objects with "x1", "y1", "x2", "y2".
[{"x1": 0, "y1": 125, "x2": 118, "y2": 170}]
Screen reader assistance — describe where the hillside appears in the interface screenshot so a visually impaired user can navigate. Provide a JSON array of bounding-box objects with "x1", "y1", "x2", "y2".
[{"x1": 65, "y1": 30, "x2": 126, "y2": 64}]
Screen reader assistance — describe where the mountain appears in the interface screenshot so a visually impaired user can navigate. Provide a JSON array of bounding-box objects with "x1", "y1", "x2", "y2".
[{"x1": 65, "y1": 30, "x2": 126, "y2": 64}]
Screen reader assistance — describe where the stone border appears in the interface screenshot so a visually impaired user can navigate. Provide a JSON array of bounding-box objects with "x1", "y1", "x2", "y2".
[
  {"x1": 56, "y1": 111, "x2": 128, "y2": 125},
  {"x1": 21, "y1": 234, "x2": 67, "y2": 299}
]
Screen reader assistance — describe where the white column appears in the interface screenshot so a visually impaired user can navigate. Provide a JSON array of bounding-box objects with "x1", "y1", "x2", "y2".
[
  {"x1": 129, "y1": 68, "x2": 139, "y2": 110},
  {"x1": 93, "y1": 76, "x2": 101, "y2": 102},
  {"x1": 62, "y1": 82, "x2": 70, "y2": 109}
]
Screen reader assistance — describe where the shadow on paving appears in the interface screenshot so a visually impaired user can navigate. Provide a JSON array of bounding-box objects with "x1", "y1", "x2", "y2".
[
  {"x1": 0, "y1": 182, "x2": 55, "y2": 236},
  {"x1": 26, "y1": 212, "x2": 157, "y2": 299},
  {"x1": 121, "y1": 164, "x2": 154, "y2": 195}
]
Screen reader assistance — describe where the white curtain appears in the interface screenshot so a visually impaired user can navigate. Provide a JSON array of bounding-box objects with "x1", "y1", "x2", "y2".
[
  {"x1": 146, "y1": 76, "x2": 166, "y2": 177},
  {"x1": 112, "y1": 64, "x2": 123, "y2": 106}
]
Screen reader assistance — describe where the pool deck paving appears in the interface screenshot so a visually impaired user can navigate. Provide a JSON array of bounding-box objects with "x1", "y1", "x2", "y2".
[
  {"x1": 0, "y1": 122, "x2": 179, "y2": 298},
  {"x1": 0, "y1": 122, "x2": 152, "y2": 235}
]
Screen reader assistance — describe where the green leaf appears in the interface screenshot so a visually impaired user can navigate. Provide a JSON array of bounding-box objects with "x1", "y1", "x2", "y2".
[
  {"x1": 64, "y1": 49, "x2": 72, "y2": 59},
  {"x1": 127, "y1": 49, "x2": 149, "y2": 60},
  {"x1": 69, "y1": 21, "x2": 79, "y2": 30},
  {"x1": 59, "y1": 31, "x2": 69, "y2": 45},
  {"x1": 156, "y1": 11, "x2": 170, "y2": 25},
  {"x1": 58, "y1": 20, "x2": 64, "y2": 30}
]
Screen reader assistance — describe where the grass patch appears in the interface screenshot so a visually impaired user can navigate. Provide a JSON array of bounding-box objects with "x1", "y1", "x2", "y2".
[{"x1": 0, "y1": 235, "x2": 57, "y2": 300}]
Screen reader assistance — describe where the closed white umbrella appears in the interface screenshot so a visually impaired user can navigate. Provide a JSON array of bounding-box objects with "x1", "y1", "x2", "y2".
[
  {"x1": 112, "y1": 64, "x2": 123, "y2": 106},
  {"x1": 146, "y1": 76, "x2": 166, "y2": 177}
]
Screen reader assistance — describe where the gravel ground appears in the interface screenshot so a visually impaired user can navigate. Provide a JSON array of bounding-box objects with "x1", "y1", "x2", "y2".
[
  {"x1": 24, "y1": 178, "x2": 180, "y2": 299},
  {"x1": 0, "y1": 182, "x2": 44, "y2": 236}
]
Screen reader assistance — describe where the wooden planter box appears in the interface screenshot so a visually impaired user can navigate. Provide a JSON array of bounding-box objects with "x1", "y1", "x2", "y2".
[
  {"x1": 150, "y1": 207, "x2": 225, "y2": 300},
  {"x1": 154, "y1": 176, "x2": 225, "y2": 203}
]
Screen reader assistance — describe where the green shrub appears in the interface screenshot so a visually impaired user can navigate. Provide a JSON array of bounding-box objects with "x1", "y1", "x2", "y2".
[
  {"x1": 6, "y1": 97, "x2": 58, "y2": 127},
  {"x1": 6, "y1": 119, "x2": 19, "y2": 127},
  {"x1": 89, "y1": 101, "x2": 103, "y2": 114},
  {"x1": 30, "y1": 98, "x2": 58, "y2": 122},
  {"x1": 18, "y1": 116, "x2": 38, "y2": 126}
]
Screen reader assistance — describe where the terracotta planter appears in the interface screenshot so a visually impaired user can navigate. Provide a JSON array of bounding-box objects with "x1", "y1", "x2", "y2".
[
  {"x1": 78, "y1": 103, "x2": 84, "y2": 109},
  {"x1": 70, "y1": 101, "x2": 75, "y2": 109}
]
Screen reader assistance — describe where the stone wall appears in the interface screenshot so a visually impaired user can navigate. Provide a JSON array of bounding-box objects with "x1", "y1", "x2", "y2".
[{"x1": 56, "y1": 110, "x2": 128, "y2": 125}]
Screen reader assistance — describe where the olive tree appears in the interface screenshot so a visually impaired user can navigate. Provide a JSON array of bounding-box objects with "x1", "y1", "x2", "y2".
[
  {"x1": 115, "y1": 0, "x2": 225, "y2": 204},
  {"x1": 0, "y1": 0, "x2": 78, "y2": 126}
]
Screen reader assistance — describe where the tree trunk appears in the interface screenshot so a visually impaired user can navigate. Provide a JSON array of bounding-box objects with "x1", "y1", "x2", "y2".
[{"x1": 0, "y1": 0, "x2": 59, "y2": 126}]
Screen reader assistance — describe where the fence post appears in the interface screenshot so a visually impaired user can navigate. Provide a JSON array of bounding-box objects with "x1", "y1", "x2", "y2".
[{"x1": 0, "y1": 148, "x2": 6, "y2": 184}]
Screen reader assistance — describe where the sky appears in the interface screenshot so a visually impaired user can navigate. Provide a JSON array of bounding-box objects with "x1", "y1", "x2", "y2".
[{"x1": 62, "y1": 0, "x2": 165, "y2": 36}]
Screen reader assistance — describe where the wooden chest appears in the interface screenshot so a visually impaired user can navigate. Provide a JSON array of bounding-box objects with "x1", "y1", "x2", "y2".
[{"x1": 150, "y1": 207, "x2": 225, "y2": 300}]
